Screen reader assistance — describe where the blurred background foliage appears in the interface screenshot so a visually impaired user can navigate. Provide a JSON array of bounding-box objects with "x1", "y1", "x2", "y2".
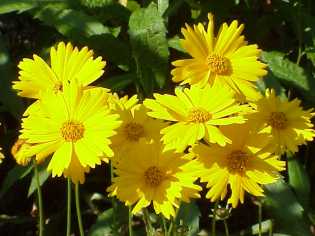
[{"x1": 0, "y1": 0, "x2": 315, "y2": 235}]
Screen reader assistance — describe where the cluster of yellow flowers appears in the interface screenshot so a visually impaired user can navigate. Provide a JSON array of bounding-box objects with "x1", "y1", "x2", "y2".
[{"x1": 10, "y1": 14, "x2": 315, "y2": 219}]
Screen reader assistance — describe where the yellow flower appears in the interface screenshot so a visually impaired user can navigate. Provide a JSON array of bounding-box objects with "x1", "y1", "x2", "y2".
[
  {"x1": 111, "y1": 96, "x2": 167, "y2": 163},
  {"x1": 11, "y1": 139, "x2": 33, "y2": 166},
  {"x1": 0, "y1": 147, "x2": 4, "y2": 164},
  {"x1": 192, "y1": 123, "x2": 285, "y2": 208},
  {"x1": 171, "y1": 13, "x2": 267, "y2": 101},
  {"x1": 19, "y1": 81, "x2": 121, "y2": 183},
  {"x1": 144, "y1": 85, "x2": 249, "y2": 152},
  {"x1": 249, "y1": 89, "x2": 315, "y2": 154},
  {"x1": 13, "y1": 42, "x2": 106, "y2": 99},
  {"x1": 107, "y1": 140, "x2": 201, "y2": 219}
]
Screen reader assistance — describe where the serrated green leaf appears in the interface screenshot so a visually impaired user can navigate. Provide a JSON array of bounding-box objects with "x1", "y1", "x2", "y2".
[
  {"x1": 27, "y1": 165, "x2": 50, "y2": 197},
  {"x1": 264, "y1": 180, "x2": 311, "y2": 236},
  {"x1": 128, "y1": 2, "x2": 169, "y2": 95},
  {"x1": 0, "y1": 0, "x2": 38, "y2": 14},
  {"x1": 287, "y1": 154, "x2": 310, "y2": 209},
  {"x1": 261, "y1": 51, "x2": 315, "y2": 102},
  {"x1": 175, "y1": 202, "x2": 200, "y2": 236},
  {"x1": 0, "y1": 165, "x2": 33, "y2": 199}
]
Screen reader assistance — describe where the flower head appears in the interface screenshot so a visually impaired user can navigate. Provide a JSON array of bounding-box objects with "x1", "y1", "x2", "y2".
[
  {"x1": 111, "y1": 96, "x2": 167, "y2": 163},
  {"x1": 193, "y1": 123, "x2": 285, "y2": 208},
  {"x1": 249, "y1": 89, "x2": 315, "y2": 154},
  {"x1": 107, "y1": 141, "x2": 201, "y2": 219},
  {"x1": 171, "y1": 13, "x2": 267, "y2": 101},
  {"x1": 144, "y1": 85, "x2": 249, "y2": 152},
  {"x1": 13, "y1": 42, "x2": 106, "y2": 99},
  {"x1": 19, "y1": 81, "x2": 121, "y2": 183}
]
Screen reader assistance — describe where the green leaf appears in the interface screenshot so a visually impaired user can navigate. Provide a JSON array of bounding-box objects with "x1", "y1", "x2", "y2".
[
  {"x1": 0, "y1": 36, "x2": 24, "y2": 119},
  {"x1": 27, "y1": 165, "x2": 50, "y2": 197},
  {"x1": 97, "y1": 73, "x2": 134, "y2": 91},
  {"x1": 0, "y1": 165, "x2": 33, "y2": 198},
  {"x1": 168, "y1": 36, "x2": 185, "y2": 53},
  {"x1": 157, "y1": 0, "x2": 169, "y2": 16},
  {"x1": 32, "y1": 3, "x2": 113, "y2": 41},
  {"x1": 261, "y1": 51, "x2": 315, "y2": 102},
  {"x1": 128, "y1": 2, "x2": 169, "y2": 95},
  {"x1": 263, "y1": 180, "x2": 311, "y2": 236},
  {"x1": 287, "y1": 155, "x2": 311, "y2": 209},
  {"x1": 88, "y1": 202, "x2": 128, "y2": 236},
  {"x1": 0, "y1": 0, "x2": 38, "y2": 14},
  {"x1": 175, "y1": 202, "x2": 201, "y2": 236}
]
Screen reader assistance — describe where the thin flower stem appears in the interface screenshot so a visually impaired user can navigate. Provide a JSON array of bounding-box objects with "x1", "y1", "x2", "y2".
[
  {"x1": 211, "y1": 201, "x2": 219, "y2": 236},
  {"x1": 162, "y1": 217, "x2": 168, "y2": 236},
  {"x1": 75, "y1": 183, "x2": 84, "y2": 236},
  {"x1": 258, "y1": 203, "x2": 262, "y2": 236},
  {"x1": 34, "y1": 162, "x2": 44, "y2": 236},
  {"x1": 167, "y1": 219, "x2": 174, "y2": 236},
  {"x1": 128, "y1": 207, "x2": 133, "y2": 236},
  {"x1": 168, "y1": 202, "x2": 181, "y2": 235},
  {"x1": 223, "y1": 219, "x2": 229, "y2": 236},
  {"x1": 66, "y1": 178, "x2": 72, "y2": 236},
  {"x1": 269, "y1": 220, "x2": 273, "y2": 236},
  {"x1": 143, "y1": 209, "x2": 153, "y2": 236}
]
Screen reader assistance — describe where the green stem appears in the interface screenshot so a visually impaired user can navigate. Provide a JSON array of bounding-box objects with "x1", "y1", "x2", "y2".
[
  {"x1": 269, "y1": 220, "x2": 273, "y2": 236},
  {"x1": 211, "y1": 201, "x2": 219, "y2": 236},
  {"x1": 143, "y1": 209, "x2": 153, "y2": 236},
  {"x1": 223, "y1": 219, "x2": 229, "y2": 236},
  {"x1": 162, "y1": 217, "x2": 168, "y2": 236},
  {"x1": 34, "y1": 162, "x2": 44, "y2": 236},
  {"x1": 128, "y1": 207, "x2": 133, "y2": 236},
  {"x1": 167, "y1": 219, "x2": 174, "y2": 236},
  {"x1": 66, "y1": 178, "x2": 72, "y2": 236},
  {"x1": 75, "y1": 183, "x2": 84, "y2": 236},
  {"x1": 258, "y1": 203, "x2": 262, "y2": 236}
]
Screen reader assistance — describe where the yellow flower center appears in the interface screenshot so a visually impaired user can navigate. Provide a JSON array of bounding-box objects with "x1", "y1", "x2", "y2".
[
  {"x1": 188, "y1": 108, "x2": 212, "y2": 123},
  {"x1": 227, "y1": 150, "x2": 249, "y2": 173},
  {"x1": 268, "y1": 112, "x2": 288, "y2": 129},
  {"x1": 124, "y1": 122, "x2": 145, "y2": 141},
  {"x1": 61, "y1": 121, "x2": 85, "y2": 142},
  {"x1": 207, "y1": 54, "x2": 231, "y2": 75},
  {"x1": 144, "y1": 166, "x2": 164, "y2": 187}
]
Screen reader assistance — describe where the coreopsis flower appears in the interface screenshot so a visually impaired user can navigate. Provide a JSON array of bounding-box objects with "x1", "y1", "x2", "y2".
[
  {"x1": 143, "y1": 85, "x2": 249, "y2": 152},
  {"x1": 107, "y1": 140, "x2": 201, "y2": 219},
  {"x1": 13, "y1": 42, "x2": 106, "y2": 99},
  {"x1": 110, "y1": 95, "x2": 167, "y2": 163},
  {"x1": 19, "y1": 81, "x2": 121, "y2": 183},
  {"x1": 192, "y1": 123, "x2": 285, "y2": 208},
  {"x1": 171, "y1": 13, "x2": 267, "y2": 101},
  {"x1": 249, "y1": 89, "x2": 315, "y2": 154}
]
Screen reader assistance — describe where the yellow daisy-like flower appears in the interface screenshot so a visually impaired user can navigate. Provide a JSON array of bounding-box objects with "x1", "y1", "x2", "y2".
[
  {"x1": 249, "y1": 89, "x2": 315, "y2": 154},
  {"x1": 111, "y1": 97, "x2": 167, "y2": 163},
  {"x1": 144, "y1": 85, "x2": 249, "y2": 152},
  {"x1": 193, "y1": 123, "x2": 285, "y2": 208},
  {"x1": 171, "y1": 13, "x2": 267, "y2": 101},
  {"x1": 13, "y1": 42, "x2": 106, "y2": 99},
  {"x1": 107, "y1": 140, "x2": 201, "y2": 219},
  {"x1": 19, "y1": 81, "x2": 121, "y2": 183}
]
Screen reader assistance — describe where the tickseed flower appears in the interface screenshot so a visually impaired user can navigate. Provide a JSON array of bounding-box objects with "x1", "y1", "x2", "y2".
[
  {"x1": 107, "y1": 140, "x2": 201, "y2": 219},
  {"x1": 249, "y1": 89, "x2": 315, "y2": 154},
  {"x1": 171, "y1": 13, "x2": 267, "y2": 101},
  {"x1": 13, "y1": 42, "x2": 106, "y2": 99},
  {"x1": 192, "y1": 123, "x2": 285, "y2": 208},
  {"x1": 19, "y1": 81, "x2": 121, "y2": 183},
  {"x1": 144, "y1": 85, "x2": 249, "y2": 152},
  {"x1": 111, "y1": 96, "x2": 167, "y2": 163}
]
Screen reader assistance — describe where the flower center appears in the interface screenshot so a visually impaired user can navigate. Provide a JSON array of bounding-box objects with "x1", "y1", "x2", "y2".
[
  {"x1": 207, "y1": 54, "x2": 231, "y2": 75},
  {"x1": 124, "y1": 122, "x2": 145, "y2": 141},
  {"x1": 188, "y1": 108, "x2": 212, "y2": 123},
  {"x1": 268, "y1": 112, "x2": 288, "y2": 129},
  {"x1": 53, "y1": 82, "x2": 63, "y2": 93},
  {"x1": 61, "y1": 121, "x2": 85, "y2": 142},
  {"x1": 144, "y1": 166, "x2": 164, "y2": 187},
  {"x1": 227, "y1": 150, "x2": 249, "y2": 173}
]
